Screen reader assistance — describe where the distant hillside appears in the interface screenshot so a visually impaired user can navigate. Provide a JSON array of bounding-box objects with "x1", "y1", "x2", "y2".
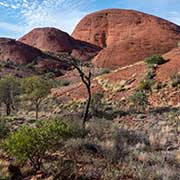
[{"x1": 19, "y1": 27, "x2": 101, "y2": 61}]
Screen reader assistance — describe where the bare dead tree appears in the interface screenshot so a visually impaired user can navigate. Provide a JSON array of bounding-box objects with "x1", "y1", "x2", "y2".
[{"x1": 69, "y1": 58, "x2": 92, "y2": 130}]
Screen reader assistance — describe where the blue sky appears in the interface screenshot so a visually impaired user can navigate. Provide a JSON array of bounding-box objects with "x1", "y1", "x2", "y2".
[{"x1": 0, "y1": 0, "x2": 180, "y2": 39}]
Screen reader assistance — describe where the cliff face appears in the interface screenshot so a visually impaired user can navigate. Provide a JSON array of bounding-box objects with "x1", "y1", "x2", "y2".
[{"x1": 72, "y1": 9, "x2": 180, "y2": 69}]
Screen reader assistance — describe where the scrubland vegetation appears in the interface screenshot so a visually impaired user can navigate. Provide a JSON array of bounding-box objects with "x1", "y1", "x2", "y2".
[{"x1": 0, "y1": 55, "x2": 180, "y2": 180}]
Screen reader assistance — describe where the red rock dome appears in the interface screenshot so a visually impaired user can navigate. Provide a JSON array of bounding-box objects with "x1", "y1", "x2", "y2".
[
  {"x1": 19, "y1": 27, "x2": 101, "y2": 61},
  {"x1": 72, "y1": 9, "x2": 180, "y2": 69}
]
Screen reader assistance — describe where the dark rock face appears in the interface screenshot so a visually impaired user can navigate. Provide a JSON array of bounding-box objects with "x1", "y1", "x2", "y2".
[
  {"x1": 0, "y1": 38, "x2": 70, "y2": 75},
  {"x1": 0, "y1": 38, "x2": 42, "y2": 64}
]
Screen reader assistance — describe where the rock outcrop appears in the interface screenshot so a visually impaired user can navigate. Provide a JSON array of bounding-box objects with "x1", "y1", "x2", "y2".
[
  {"x1": 0, "y1": 38, "x2": 42, "y2": 64},
  {"x1": 0, "y1": 38, "x2": 70, "y2": 75},
  {"x1": 72, "y1": 9, "x2": 180, "y2": 69},
  {"x1": 19, "y1": 27, "x2": 101, "y2": 61}
]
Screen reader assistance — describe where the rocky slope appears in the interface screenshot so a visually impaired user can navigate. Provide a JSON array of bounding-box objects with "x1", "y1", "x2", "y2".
[
  {"x1": 0, "y1": 38, "x2": 42, "y2": 64},
  {"x1": 0, "y1": 38, "x2": 70, "y2": 76},
  {"x1": 72, "y1": 9, "x2": 180, "y2": 69},
  {"x1": 53, "y1": 47, "x2": 180, "y2": 106},
  {"x1": 19, "y1": 27, "x2": 101, "y2": 61}
]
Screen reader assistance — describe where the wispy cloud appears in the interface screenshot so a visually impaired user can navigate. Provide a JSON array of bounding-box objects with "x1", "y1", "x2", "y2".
[
  {"x1": 0, "y1": 21, "x2": 25, "y2": 33},
  {"x1": 0, "y1": 0, "x2": 93, "y2": 37},
  {"x1": 0, "y1": 0, "x2": 180, "y2": 39}
]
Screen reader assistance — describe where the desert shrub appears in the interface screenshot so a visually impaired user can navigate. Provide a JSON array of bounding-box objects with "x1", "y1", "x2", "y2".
[
  {"x1": 170, "y1": 73, "x2": 180, "y2": 87},
  {"x1": 24, "y1": 62, "x2": 36, "y2": 70},
  {"x1": 138, "y1": 79, "x2": 152, "y2": 91},
  {"x1": 3, "y1": 120, "x2": 74, "y2": 171},
  {"x1": 0, "y1": 176, "x2": 8, "y2": 180},
  {"x1": 1, "y1": 60, "x2": 15, "y2": 68},
  {"x1": 99, "y1": 68, "x2": 111, "y2": 75},
  {"x1": 128, "y1": 90, "x2": 148, "y2": 112},
  {"x1": 144, "y1": 68, "x2": 156, "y2": 79},
  {"x1": 44, "y1": 158, "x2": 77, "y2": 180},
  {"x1": 105, "y1": 128, "x2": 132, "y2": 163},
  {"x1": 44, "y1": 72, "x2": 56, "y2": 79},
  {"x1": 54, "y1": 79, "x2": 70, "y2": 87},
  {"x1": 91, "y1": 92, "x2": 104, "y2": 115},
  {"x1": 144, "y1": 55, "x2": 166, "y2": 66},
  {"x1": 0, "y1": 119, "x2": 10, "y2": 140},
  {"x1": 152, "y1": 82, "x2": 166, "y2": 90}
]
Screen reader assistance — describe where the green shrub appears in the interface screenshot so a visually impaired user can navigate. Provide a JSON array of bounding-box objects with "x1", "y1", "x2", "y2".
[
  {"x1": 99, "y1": 68, "x2": 111, "y2": 75},
  {"x1": 44, "y1": 72, "x2": 56, "y2": 79},
  {"x1": 144, "y1": 55, "x2": 166, "y2": 66},
  {"x1": 170, "y1": 73, "x2": 180, "y2": 87},
  {"x1": 144, "y1": 68, "x2": 156, "y2": 79},
  {"x1": 3, "y1": 120, "x2": 74, "y2": 171},
  {"x1": 1, "y1": 60, "x2": 15, "y2": 68},
  {"x1": 54, "y1": 79, "x2": 70, "y2": 87},
  {"x1": 0, "y1": 119, "x2": 9, "y2": 140},
  {"x1": 138, "y1": 80, "x2": 152, "y2": 91},
  {"x1": 129, "y1": 90, "x2": 148, "y2": 112}
]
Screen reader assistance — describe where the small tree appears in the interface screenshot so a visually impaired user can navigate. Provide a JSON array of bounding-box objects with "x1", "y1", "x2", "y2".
[
  {"x1": 69, "y1": 59, "x2": 92, "y2": 130},
  {"x1": 4, "y1": 120, "x2": 73, "y2": 171},
  {"x1": 0, "y1": 75, "x2": 21, "y2": 116},
  {"x1": 21, "y1": 76, "x2": 53, "y2": 119}
]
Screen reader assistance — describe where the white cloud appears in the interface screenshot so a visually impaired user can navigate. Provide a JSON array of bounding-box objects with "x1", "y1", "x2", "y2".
[
  {"x1": 0, "y1": 21, "x2": 25, "y2": 33},
  {"x1": 0, "y1": 0, "x2": 93, "y2": 37}
]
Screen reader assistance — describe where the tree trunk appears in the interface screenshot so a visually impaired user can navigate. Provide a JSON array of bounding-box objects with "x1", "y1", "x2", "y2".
[
  {"x1": 6, "y1": 103, "x2": 11, "y2": 116},
  {"x1": 35, "y1": 103, "x2": 39, "y2": 119},
  {"x1": 82, "y1": 87, "x2": 91, "y2": 130}
]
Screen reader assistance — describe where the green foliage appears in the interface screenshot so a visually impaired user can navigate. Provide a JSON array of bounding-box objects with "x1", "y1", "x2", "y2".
[
  {"x1": 144, "y1": 55, "x2": 166, "y2": 66},
  {"x1": 0, "y1": 75, "x2": 21, "y2": 115},
  {"x1": 170, "y1": 73, "x2": 180, "y2": 87},
  {"x1": 44, "y1": 72, "x2": 56, "y2": 79},
  {"x1": 21, "y1": 75, "x2": 53, "y2": 118},
  {"x1": 3, "y1": 120, "x2": 73, "y2": 171},
  {"x1": 99, "y1": 68, "x2": 111, "y2": 75},
  {"x1": 21, "y1": 75, "x2": 52, "y2": 102},
  {"x1": 139, "y1": 60, "x2": 156, "y2": 91},
  {"x1": 53, "y1": 79, "x2": 70, "y2": 87},
  {"x1": 144, "y1": 68, "x2": 156, "y2": 79},
  {"x1": 44, "y1": 73, "x2": 70, "y2": 87},
  {"x1": 138, "y1": 80, "x2": 152, "y2": 91},
  {"x1": 0, "y1": 119, "x2": 9, "y2": 140},
  {"x1": 1, "y1": 60, "x2": 15, "y2": 68},
  {"x1": 129, "y1": 90, "x2": 148, "y2": 112}
]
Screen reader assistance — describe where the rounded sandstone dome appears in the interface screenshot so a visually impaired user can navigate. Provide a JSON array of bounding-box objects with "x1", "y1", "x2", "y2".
[{"x1": 72, "y1": 9, "x2": 180, "y2": 69}]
